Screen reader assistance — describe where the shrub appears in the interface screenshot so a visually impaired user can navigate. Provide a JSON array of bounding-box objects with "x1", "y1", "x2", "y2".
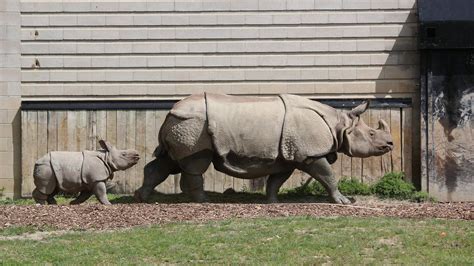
[
  {"x1": 410, "y1": 191, "x2": 436, "y2": 203},
  {"x1": 338, "y1": 178, "x2": 372, "y2": 195},
  {"x1": 282, "y1": 172, "x2": 433, "y2": 202},
  {"x1": 371, "y1": 172, "x2": 415, "y2": 200},
  {"x1": 284, "y1": 177, "x2": 371, "y2": 196},
  {"x1": 285, "y1": 179, "x2": 327, "y2": 196}
]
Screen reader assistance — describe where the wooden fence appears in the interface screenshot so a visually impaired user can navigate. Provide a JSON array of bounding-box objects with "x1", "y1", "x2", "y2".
[{"x1": 21, "y1": 107, "x2": 413, "y2": 196}]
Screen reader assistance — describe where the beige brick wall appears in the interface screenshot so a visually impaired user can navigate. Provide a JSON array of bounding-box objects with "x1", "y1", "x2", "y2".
[
  {"x1": 0, "y1": 0, "x2": 21, "y2": 199},
  {"x1": 20, "y1": 0, "x2": 418, "y2": 100}
]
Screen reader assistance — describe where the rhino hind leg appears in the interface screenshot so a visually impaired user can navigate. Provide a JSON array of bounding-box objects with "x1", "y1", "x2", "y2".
[
  {"x1": 32, "y1": 155, "x2": 58, "y2": 204},
  {"x1": 266, "y1": 171, "x2": 293, "y2": 203},
  {"x1": 46, "y1": 188, "x2": 59, "y2": 205},
  {"x1": 134, "y1": 154, "x2": 180, "y2": 203},
  {"x1": 178, "y1": 150, "x2": 213, "y2": 203},
  {"x1": 70, "y1": 190, "x2": 93, "y2": 205},
  {"x1": 299, "y1": 157, "x2": 351, "y2": 205},
  {"x1": 32, "y1": 188, "x2": 48, "y2": 204}
]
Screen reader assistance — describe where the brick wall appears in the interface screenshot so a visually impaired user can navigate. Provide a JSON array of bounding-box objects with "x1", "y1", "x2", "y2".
[{"x1": 0, "y1": 0, "x2": 21, "y2": 198}]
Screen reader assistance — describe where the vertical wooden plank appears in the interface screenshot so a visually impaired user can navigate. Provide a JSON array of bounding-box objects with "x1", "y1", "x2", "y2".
[
  {"x1": 233, "y1": 177, "x2": 245, "y2": 192},
  {"x1": 362, "y1": 109, "x2": 384, "y2": 184},
  {"x1": 380, "y1": 108, "x2": 392, "y2": 175},
  {"x1": 340, "y1": 108, "x2": 353, "y2": 180},
  {"x1": 210, "y1": 163, "x2": 224, "y2": 193},
  {"x1": 21, "y1": 111, "x2": 37, "y2": 196},
  {"x1": 47, "y1": 111, "x2": 58, "y2": 152},
  {"x1": 96, "y1": 110, "x2": 107, "y2": 143},
  {"x1": 348, "y1": 111, "x2": 363, "y2": 181},
  {"x1": 106, "y1": 110, "x2": 117, "y2": 193},
  {"x1": 57, "y1": 111, "x2": 68, "y2": 151},
  {"x1": 402, "y1": 107, "x2": 413, "y2": 182},
  {"x1": 67, "y1": 111, "x2": 77, "y2": 151},
  {"x1": 125, "y1": 110, "x2": 137, "y2": 192},
  {"x1": 155, "y1": 110, "x2": 174, "y2": 194},
  {"x1": 341, "y1": 154, "x2": 352, "y2": 178},
  {"x1": 135, "y1": 110, "x2": 147, "y2": 191},
  {"x1": 106, "y1": 110, "x2": 117, "y2": 146},
  {"x1": 204, "y1": 166, "x2": 216, "y2": 192},
  {"x1": 86, "y1": 111, "x2": 97, "y2": 151},
  {"x1": 250, "y1": 177, "x2": 265, "y2": 192},
  {"x1": 76, "y1": 111, "x2": 87, "y2": 152},
  {"x1": 223, "y1": 172, "x2": 233, "y2": 192},
  {"x1": 21, "y1": 111, "x2": 28, "y2": 196},
  {"x1": 174, "y1": 174, "x2": 182, "y2": 194},
  {"x1": 37, "y1": 111, "x2": 48, "y2": 158},
  {"x1": 371, "y1": 109, "x2": 383, "y2": 182},
  {"x1": 331, "y1": 154, "x2": 342, "y2": 180},
  {"x1": 115, "y1": 110, "x2": 127, "y2": 193},
  {"x1": 144, "y1": 110, "x2": 157, "y2": 193},
  {"x1": 390, "y1": 108, "x2": 402, "y2": 173}
]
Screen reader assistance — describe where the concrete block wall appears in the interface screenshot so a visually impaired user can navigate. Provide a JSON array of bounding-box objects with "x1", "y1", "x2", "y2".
[
  {"x1": 20, "y1": 0, "x2": 418, "y2": 100},
  {"x1": 0, "y1": 0, "x2": 21, "y2": 198}
]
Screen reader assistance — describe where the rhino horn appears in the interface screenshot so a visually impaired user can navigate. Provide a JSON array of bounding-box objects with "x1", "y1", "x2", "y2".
[
  {"x1": 349, "y1": 100, "x2": 370, "y2": 119},
  {"x1": 378, "y1": 119, "x2": 390, "y2": 133}
]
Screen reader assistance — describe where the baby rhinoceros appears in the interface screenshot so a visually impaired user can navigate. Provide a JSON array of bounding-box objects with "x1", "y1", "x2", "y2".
[{"x1": 32, "y1": 140, "x2": 140, "y2": 205}]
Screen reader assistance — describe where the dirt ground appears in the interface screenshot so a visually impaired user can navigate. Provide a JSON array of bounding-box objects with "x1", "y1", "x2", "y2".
[{"x1": 0, "y1": 196, "x2": 472, "y2": 230}]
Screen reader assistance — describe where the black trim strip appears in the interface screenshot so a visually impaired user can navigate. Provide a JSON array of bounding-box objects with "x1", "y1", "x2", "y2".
[{"x1": 21, "y1": 98, "x2": 412, "y2": 111}]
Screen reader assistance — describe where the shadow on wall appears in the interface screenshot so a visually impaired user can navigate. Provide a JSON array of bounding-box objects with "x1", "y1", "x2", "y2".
[
  {"x1": 13, "y1": 110, "x2": 22, "y2": 199},
  {"x1": 373, "y1": 6, "x2": 420, "y2": 189}
]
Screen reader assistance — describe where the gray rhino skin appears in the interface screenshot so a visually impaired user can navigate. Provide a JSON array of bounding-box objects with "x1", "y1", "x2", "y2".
[
  {"x1": 33, "y1": 140, "x2": 140, "y2": 205},
  {"x1": 135, "y1": 93, "x2": 393, "y2": 204}
]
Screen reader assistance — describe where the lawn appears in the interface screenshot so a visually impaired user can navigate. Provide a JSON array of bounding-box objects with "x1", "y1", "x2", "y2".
[{"x1": 1, "y1": 217, "x2": 472, "y2": 264}]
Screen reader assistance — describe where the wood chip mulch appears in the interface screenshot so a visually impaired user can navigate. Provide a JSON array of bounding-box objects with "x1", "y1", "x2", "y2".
[{"x1": 0, "y1": 202, "x2": 472, "y2": 230}]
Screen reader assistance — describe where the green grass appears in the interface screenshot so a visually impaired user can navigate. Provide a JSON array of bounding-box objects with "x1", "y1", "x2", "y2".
[
  {"x1": 0, "y1": 226, "x2": 44, "y2": 237},
  {"x1": 0, "y1": 217, "x2": 472, "y2": 264}
]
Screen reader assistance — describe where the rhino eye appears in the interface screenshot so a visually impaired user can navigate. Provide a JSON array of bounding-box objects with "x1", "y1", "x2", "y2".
[{"x1": 369, "y1": 130, "x2": 375, "y2": 137}]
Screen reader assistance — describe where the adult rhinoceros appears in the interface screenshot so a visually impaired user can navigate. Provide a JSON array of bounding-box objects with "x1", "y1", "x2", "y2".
[{"x1": 135, "y1": 93, "x2": 393, "y2": 204}]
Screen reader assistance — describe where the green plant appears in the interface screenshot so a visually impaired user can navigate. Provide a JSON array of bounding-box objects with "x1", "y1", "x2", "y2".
[
  {"x1": 410, "y1": 191, "x2": 436, "y2": 203},
  {"x1": 338, "y1": 178, "x2": 372, "y2": 195},
  {"x1": 371, "y1": 172, "x2": 415, "y2": 200},
  {"x1": 284, "y1": 177, "x2": 372, "y2": 197},
  {"x1": 284, "y1": 179, "x2": 327, "y2": 196}
]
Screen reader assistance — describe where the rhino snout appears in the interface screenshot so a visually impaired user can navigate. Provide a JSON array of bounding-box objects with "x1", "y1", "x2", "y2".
[
  {"x1": 385, "y1": 141, "x2": 394, "y2": 150},
  {"x1": 130, "y1": 153, "x2": 140, "y2": 164},
  {"x1": 379, "y1": 141, "x2": 393, "y2": 152}
]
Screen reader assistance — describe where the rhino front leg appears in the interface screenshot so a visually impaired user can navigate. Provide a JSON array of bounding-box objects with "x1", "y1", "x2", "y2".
[
  {"x1": 299, "y1": 157, "x2": 351, "y2": 205},
  {"x1": 70, "y1": 190, "x2": 93, "y2": 205},
  {"x1": 92, "y1": 181, "x2": 111, "y2": 205},
  {"x1": 266, "y1": 171, "x2": 293, "y2": 203}
]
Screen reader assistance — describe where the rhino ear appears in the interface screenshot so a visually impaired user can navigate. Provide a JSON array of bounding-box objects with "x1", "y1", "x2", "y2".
[
  {"x1": 98, "y1": 140, "x2": 113, "y2": 151},
  {"x1": 349, "y1": 100, "x2": 370, "y2": 118}
]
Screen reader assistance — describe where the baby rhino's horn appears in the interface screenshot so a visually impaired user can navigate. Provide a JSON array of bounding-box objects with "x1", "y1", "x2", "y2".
[{"x1": 378, "y1": 119, "x2": 390, "y2": 133}]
